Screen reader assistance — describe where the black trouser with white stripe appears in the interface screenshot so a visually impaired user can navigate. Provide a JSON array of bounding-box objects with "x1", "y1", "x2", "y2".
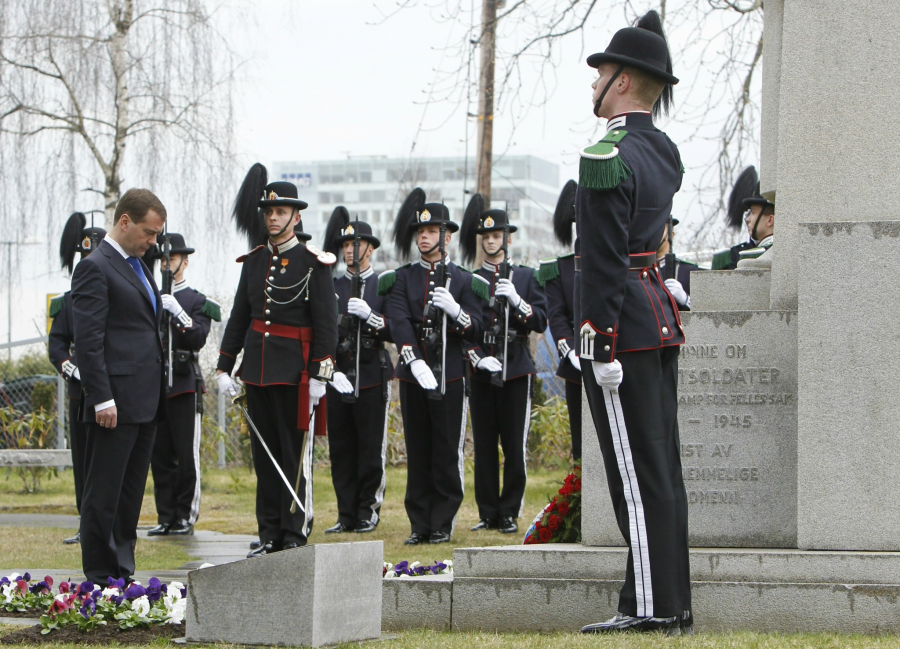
[
  {"x1": 399, "y1": 379, "x2": 466, "y2": 536},
  {"x1": 583, "y1": 347, "x2": 690, "y2": 619},
  {"x1": 565, "y1": 379, "x2": 583, "y2": 461},
  {"x1": 150, "y1": 392, "x2": 202, "y2": 525},
  {"x1": 245, "y1": 384, "x2": 313, "y2": 547},
  {"x1": 326, "y1": 383, "x2": 390, "y2": 527},
  {"x1": 68, "y1": 398, "x2": 87, "y2": 514},
  {"x1": 470, "y1": 375, "x2": 532, "y2": 520}
]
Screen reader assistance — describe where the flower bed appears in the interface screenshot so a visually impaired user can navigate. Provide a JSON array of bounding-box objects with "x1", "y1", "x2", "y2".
[
  {"x1": 383, "y1": 560, "x2": 452, "y2": 578},
  {"x1": 523, "y1": 466, "x2": 581, "y2": 544},
  {"x1": 0, "y1": 572, "x2": 185, "y2": 638}
]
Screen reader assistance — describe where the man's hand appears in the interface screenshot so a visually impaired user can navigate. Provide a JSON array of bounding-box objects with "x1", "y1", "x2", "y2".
[
  {"x1": 309, "y1": 378, "x2": 327, "y2": 412},
  {"x1": 475, "y1": 356, "x2": 503, "y2": 373},
  {"x1": 566, "y1": 350, "x2": 581, "y2": 372},
  {"x1": 432, "y1": 287, "x2": 461, "y2": 319},
  {"x1": 592, "y1": 360, "x2": 623, "y2": 391},
  {"x1": 160, "y1": 294, "x2": 184, "y2": 316},
  {"x1": 410, "y1": 359, "x2": 438, "y2": 390},
  {"x1": 95, "y1": 406, "x2": 118, "y2": 429},
  {"x1": 216, "y1": 371, "x2": 241, "y2": 399},
  {"x1": 495, "y1": 279, "x2": 521, "y2": 308},
  {"x1": 664, "y1": 278, "x2": 688, "y2": 307},
  {"x1": 346, "y1": 298, "x2": 372, "y2": 320},
  {"x1": 329, "y1": 372, "x2": 354, "y2": 394}
]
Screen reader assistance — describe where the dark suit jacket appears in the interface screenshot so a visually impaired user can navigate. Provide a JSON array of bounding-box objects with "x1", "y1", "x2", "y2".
[
  {"x1": 71, "y1": 239, "x2": 166, "y2": 424},
  {"x1": 48, "y1": 292, "x2": 82, "y2": 400}
]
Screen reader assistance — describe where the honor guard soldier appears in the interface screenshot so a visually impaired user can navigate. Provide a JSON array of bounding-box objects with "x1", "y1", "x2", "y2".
[
  {"x1": 537, "y1": 180, "x2": 583, "y2": 460},
  {"x1": 381, "y1": 188, "x2": 484, "y2": 546},
  {"x1": 49, "y1": 212, "x2": 106, "y2": 545},
  {"x1": 459, "y1": 195, "x2": 547, "y2": 535},
  {"x1": 145, "y1": 233, "x2": 220, "y2": 537},
  {"x1": 321, "y1": 207, "x2": 393, "y2": 535},
  {"x1": 576, "y1": 11, "x2": 692, "y2": 635},
  {"x1": 216, "y1": 164, "x2": 340, "y2": 557},
  {"x1": 656, "y1": 218, "x2": 699, "y2": 311},
  {"x1": 712, "y1": 166, "x2": 775, "y2": 270}
]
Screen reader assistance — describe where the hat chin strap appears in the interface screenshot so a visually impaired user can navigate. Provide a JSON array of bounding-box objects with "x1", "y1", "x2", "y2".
[
  {"x1": 593, "y1": 64, "x2": 626, "y2": 118},
  {"x1": 268, "y1": 213, "x2": 296, "y2": 241}
]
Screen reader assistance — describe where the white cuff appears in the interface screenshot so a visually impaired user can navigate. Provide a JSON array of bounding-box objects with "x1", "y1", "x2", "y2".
[
  {"x1": 95, "y1": 399, "x2": 116, "y2": 412},
  {"x1": 175, "y1": 309, "x2": 193, "y2": 328}
]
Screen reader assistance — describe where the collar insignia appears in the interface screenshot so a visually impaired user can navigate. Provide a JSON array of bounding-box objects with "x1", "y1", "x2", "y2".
[
  {"x1": 484, "y1": 216, "x2": 494, "y2": 228},
  {"x1": 82, "y1": 237, "x2": 91, "y2": 249}
]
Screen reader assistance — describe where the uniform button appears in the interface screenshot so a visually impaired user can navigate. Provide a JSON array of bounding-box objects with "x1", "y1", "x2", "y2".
[
  {"x1": 606, "y1": 327, "x2": 613, "y2": 334},
  {"x1": 266, "y1": 309, "x2": 271, "y2": 315},
  {"x1": 662, "y1": 327, "x2": 669, "y2": 335},
  {"x1": 269, "y1": 276, "x2": 274, "y2": 281},
  {"x1": 429, "y1": 281, "x2": 434, "y2": 286},
  {"x1": 266, "y1": 320, "x2": 271, "y2": 325},
  {"x1": 429, "y1": 271, "x2": 434, "y2": 276},
  {"x1": 641, "y1": 271, "x2": 647, "y2": 279},
  {"x1": 267, "y1": 287, "x2": 272, "y2": 292},
  {"x1": 267, "y1": 298, "x2": 272, "y2": 303},
  {"x1": 264, "y1": 332, "x2": 270, "y2": 338},
  {"x1": 270, "y1": 266, "x2": 275, "y2": 271},
  {"x1": 604, "y1": 345, "x2": 610, "y2": 351},
  {"x1": 273, "y1": 255, "x2": 278, "y2": 260}
]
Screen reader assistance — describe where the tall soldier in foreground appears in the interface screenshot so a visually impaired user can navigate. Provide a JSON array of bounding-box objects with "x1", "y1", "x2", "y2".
[
  {"x1": 216, "y1": 164, "x2": 341, "y2": 557},
  {"x1": 321, "y1": 207, "x2": 393, "y2": 534},
  {"x1": 460, "y1": 195, "x2": 547, "y2": 535},
  {"x1": 537, "y1": 181, "x2": 583, "y2": 460},
  {"x1": 382, "y1": 189, "x2": 485, "y2": 545},
  {"x1": 146, "y1": 233, "x2": 220, "y2": 537},
  {"x1": 576, "y1": 11, "x2": 691, "y2": 635},
  {"x1": 49, "y1": 212, "x2": 106, "y2": 545}
]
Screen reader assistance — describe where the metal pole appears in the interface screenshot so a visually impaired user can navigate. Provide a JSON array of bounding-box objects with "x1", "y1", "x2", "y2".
[
  {"x1": 56, "y1": 375, "x2": 66, "y2": 450},
  {"x1": 217, "y1": 389, "x2": 226, "y2": 468}
]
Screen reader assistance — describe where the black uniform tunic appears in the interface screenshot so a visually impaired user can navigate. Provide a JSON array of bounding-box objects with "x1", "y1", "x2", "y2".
[
  {"x1": 150, "y1": 280, "x2": 216, "y2": 526},
  {"x1": 327, "y1": 267, "x2": 394, "y2": 528},
  {"x1": 217, "y1": 235, "x2": 338, "y2": 547},
  {"x1": 382, "y1": 257, "x2": 483, "y2": 536},
  {"x1": 48, "y1": 292, "x2": 87, "y2": 513},
  {"x1": 576, "y1": 111, "x2": 691, "y2": 620}
]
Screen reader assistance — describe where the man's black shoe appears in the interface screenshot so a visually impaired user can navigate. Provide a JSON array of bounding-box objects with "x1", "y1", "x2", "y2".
[
  {"x1": 681, "y1": 610, "x2": 694, "y2": 635},
  {"x1": 404, "y1": 532, "x2": 427, "y2": 546},
  {"x1": 581, "y1": 614, "x2": 680, "y2": 635},
  {"x1": 63, "y1": 531, "x2": 81, "y2": 545},
  {"x1": 282, "y1": 541, "x2": 304, "y2": 551},
  {"x1": 498, "y1": 516, "x2": 518, "y2": 534},
  {"x1": 147, "y1": 523, "x2": 171, "y2": 536},
  {"x1": 247, "y1": 540, "x2": 279, "y2": 558},
  {"x1": 429, "y1": 531, "x2": 451, "y2": 544},
  {"x1": 325, "y1": 522, "x2": 350, "y2": 534},
  {"x1": 249, "y1": 539, "x2": 261, "y2": 550},
  {"x1": 470, "y1": 518, "x2": 497, "y2": 531},
  {"x1": 353, "y1": 520, "x2": 377, "y2": 533},
  {"x1": 169, "y1": 519, "x2": 194, "y2": 536}
]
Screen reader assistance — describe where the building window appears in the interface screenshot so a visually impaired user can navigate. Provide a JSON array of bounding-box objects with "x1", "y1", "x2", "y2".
[
  {"x1": 360, "y1": 171, "x2": 372, "y2": 183},
  {"x1": 318, "y1": 192, "x2": 330, "y2": 203}
]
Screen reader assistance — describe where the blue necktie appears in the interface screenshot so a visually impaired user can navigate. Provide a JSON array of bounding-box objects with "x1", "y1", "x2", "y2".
[{"x1": 126, "y1": 256, "x2": 157, "y2": 315}]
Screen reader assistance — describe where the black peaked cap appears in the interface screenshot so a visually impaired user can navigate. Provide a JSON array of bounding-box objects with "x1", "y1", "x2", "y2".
[
  {"x1": 587, "y1": 26, "x2": 678, "y2": 84},
  {"x1": 259, "y1": 181, "x2": 309, "y2": 210},
  {"x1": 475, "y1": 209, "x2": 517, "y2": 234}
]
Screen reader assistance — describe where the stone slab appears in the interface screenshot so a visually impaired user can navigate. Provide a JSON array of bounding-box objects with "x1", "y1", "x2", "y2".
[
  {"x1": 690, "y1": 269, "x2": 771, "y2": 312},
  {"x1": 185, "y1": 541, "x2": 382, "y2": 647},
  {"x1": 797, "y1": 222, "x2": 900, "y2": 551},
  {"x1": 382, "y1": 575, "x2": 451, "y2": 632},
  {"x1": 583, "y1": 309, "x2": 798, "y2": 548},
  {"x1": 0, "y1": 449, "x2": 72, "y2": 467}
]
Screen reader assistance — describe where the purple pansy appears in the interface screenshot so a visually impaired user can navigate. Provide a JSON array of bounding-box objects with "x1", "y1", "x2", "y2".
[
  {"x1": 22, "y1": 572, "x2": 31, "y2": 582},
  {"x1": 78, "y1": 581, "x2": 94, "y2": 595},
  {"x1": 123, "y1": 583, "x2": 146, "y2": 600},
  {"x1": 146, "y1": 578, "x2": 163, "y2": 602}
]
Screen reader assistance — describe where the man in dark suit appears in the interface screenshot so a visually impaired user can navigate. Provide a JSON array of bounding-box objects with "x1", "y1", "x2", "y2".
[{"x1": 72, "y1": 188, "x2": 168, "y2": 584}]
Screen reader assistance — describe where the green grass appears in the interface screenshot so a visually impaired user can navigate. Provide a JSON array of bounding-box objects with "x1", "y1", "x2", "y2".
[{"x1": 0, "y1": 463, "x2": 566, "y2": 568}]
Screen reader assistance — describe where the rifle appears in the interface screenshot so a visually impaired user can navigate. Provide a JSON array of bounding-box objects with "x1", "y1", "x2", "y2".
[
  {"x1": 160, "y1": 229, "x2": 174, "y2": 392},
  {"x1": 337, "y1": 217, "x2": 362, "y2": 403},
  {"x1": 488, "y1": 222, "x2": 511, "y2": 387},
  {"x1": 663, "y1": 214, "x2": 677, "y2": 281},
  {"x1": 425, "y1": 220, "x2": 448, "y2": 400}
]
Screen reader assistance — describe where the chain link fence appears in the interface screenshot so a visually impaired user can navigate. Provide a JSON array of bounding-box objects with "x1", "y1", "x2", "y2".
[{"x1": 0, "y1": 338, "x2": 65, "y2": 451}]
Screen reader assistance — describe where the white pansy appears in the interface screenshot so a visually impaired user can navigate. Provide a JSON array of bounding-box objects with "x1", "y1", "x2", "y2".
[
  {"x1": 54, "y1": 593, "x2": 69, "y2": 603},
  {"x1": 383, "y1": 571, "x2": 396, "y2": 580},
  {"x1": 444, "y1": 560, "x2": 453, "y2": 567},
  {"x1": 131, "y1": 595, "x2": 150, "y2": 616},
  {"x1": 101, "y1": 587, "x2": 120, "y2": 597},
  {"x1": 168, "y1": 581, "x2": 184, "y2": 598},
  {"x1": 409, "y1": 561, "x2": 420, "y2": 569},
  {"x1": 1, "y1": 584, "x2": 14, "y2": 604},
  {"x1": 166, "y1": 598, "x2": 186, "y2": 625},
  {"x1": 398, "y1": 574, "x2": 410, "y2": 579},
  {"x1": 6, "y1": 573, "x2": 20, "y2": 581}
]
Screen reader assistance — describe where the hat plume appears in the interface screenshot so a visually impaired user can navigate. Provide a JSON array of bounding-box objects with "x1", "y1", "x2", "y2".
[
  {"x1": 59, "y1": 212, "x2": 87, "y2": 275},
  {"x1": 459, "y1": 193, "x2": 484, "y2": 266},
  {"x1": 233, "y1": 163, "x2": 269, "y2": 248},
  {"x1": 727, "y1": 166, "x2": 759, "y2": 230},
  {"x1": 392, "y1": 188, "x2": 426, "y2": 260}
]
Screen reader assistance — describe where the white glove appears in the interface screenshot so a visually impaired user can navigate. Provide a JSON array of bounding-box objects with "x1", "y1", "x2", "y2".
[
  {"x1": 432, "y1": 287, "x2": 461, "y2": 319},
  {"x1": 566, "y1": 350, "x2": 581, "y2": 372},
  {"x1": 410, "y1": 359, "x2": 438, "y2": 390},
  {"x1": 161, "y1": 293, "x2": 183, "y2": 316},
  {"x1": 346, "y1": 297, "x2": 372, "y2": 320},
  {"x1": 664, "y1": 278, "x2": 688, "y2": 306},
  {"x1": 309, "y1": 378, "x2": 327, "y2": 411},
  {"x1": 216, "y1": 372, "x2": 240, "y2": 398},
  {"x1": 592, "y1": 360, "x2": 623, "y2": 391},
  {"x1": 329, "y1": 371, "x2": 354, "y2": 394},
  {"x1": 494, "y1": 279, "x2": 521, "y2": 308},
  {"x1": 475, "y1": 356, "x2": 503, "y2": 373}
]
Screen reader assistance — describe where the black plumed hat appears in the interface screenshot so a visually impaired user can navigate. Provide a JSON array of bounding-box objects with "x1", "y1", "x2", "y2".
[
  {"x1": 553, "y1": 180, "x2": 578, "y2": 247},
  {"x1": 587, "y1": 10, "x2": 677, "y2": 118},
  {"x1": 233, "y1": 163, "x2": 269, "y2": 248},
  {"x1": 259, "y1": 181, "x2": 308, "y2": 210},
  {"x1": 393, "y1": 190, "x2": 458, "y2": 260},
  {"x1": 459, "y1": 194, "x2": 484, "y2": 266},
  {"x1": 152, "y1": 232, "x2": 195, "y2": 258},
  {"x1": 743, "y1": 182, "x2": 775, "y2": 212},
  {"x1": 323, "y1": 206, "x2": 380, "y2": 256},
  {"x1": 59, "y1": 212, "x2": 107, "y2": 275},
  {"x1": 727, "y1": 166, "x2": 759, "y2": 230}
]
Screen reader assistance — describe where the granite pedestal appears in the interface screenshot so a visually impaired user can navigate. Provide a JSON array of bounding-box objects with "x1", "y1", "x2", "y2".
[{"x1": 185, "y1": 541, "x2": 382, "y2": 647}]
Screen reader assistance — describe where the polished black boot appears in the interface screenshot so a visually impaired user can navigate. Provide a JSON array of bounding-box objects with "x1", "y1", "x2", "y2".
[
  {"x1": 325, "y1": 522, "x2": 351, "y2": 534},
  {"x1": 498, "y1": 516, "x2": 518, "y2": 534},
  {"x1": 404, "y1": 532, "x2": 428, "y2": 546},
  {"x1": 249, "y1": 539, "x2": 261, "y2": 550},
  {"x1": 147, "y1": 523, "x2": 172, "y2": 536},
  {"x1": 353, "y1": 520, "x2": 377, "y2": 533},
  {"x1": 247, "y1": 540, "x2": 280, "y2": 558},
  {"x1": 169, "y1": 519, "x2": 194, "y2": 536},
  {"x1": 470, "y1": 518, "x2": 497, "y2": 531},
  {"x1": 429, "y1": 531, "x2": 451, "y2": 544},
  {"x1": 581, "y1": 614, "x2": 681, "y2": 635},
  {"x1": 62, "y1": 531, "x2": 81, "y2": 545},
  {"x1": 681, "y1": 610, "x2": 694, "y2": 635}
]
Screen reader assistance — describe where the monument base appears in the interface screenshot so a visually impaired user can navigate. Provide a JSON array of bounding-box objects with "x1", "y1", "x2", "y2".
[
  {"x1": 448, "y1": 545, "x2": 900, "y2": 634},
  {"x1": 186, "y1": 541, "x2": 382, "y2": 647}
]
